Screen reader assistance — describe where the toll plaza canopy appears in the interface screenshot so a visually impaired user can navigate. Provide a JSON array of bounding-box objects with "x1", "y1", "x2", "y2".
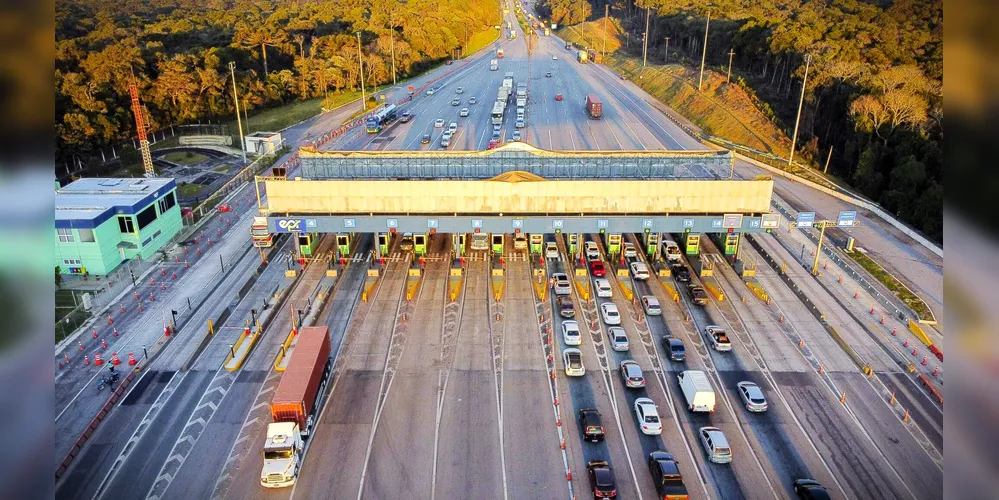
[{"x1": 298, "y1": 142, "x2": 731, "y2": 179}]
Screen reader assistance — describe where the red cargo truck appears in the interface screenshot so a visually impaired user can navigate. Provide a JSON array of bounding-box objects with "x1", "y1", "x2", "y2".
[{"x1": 585, "y1": 94, "x2": 602, "y2": 119}]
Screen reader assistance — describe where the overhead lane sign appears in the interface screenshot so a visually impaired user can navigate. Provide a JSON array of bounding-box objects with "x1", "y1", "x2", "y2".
[
  {"x1": 796, "y1": 212, "x2": 815, "y2": 228},
  {"x1": 837, "y1": 211, "x2": 858, "y2": 227}
]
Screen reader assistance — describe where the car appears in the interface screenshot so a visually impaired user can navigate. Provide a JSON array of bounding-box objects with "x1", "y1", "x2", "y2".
[
  {"x1": 545, "y1": 241, "x2": 559, "y2": 259},
  {"x1": 688, "y1": 285, "x2": 709, "y2": 306},
  {"x1": 561, "y1": 320, "x2": 581, "y2": 345},
  {"x1": 594, "y1": 278, "x2": 612, "y2": 298},
  {"x1": 600, "y1": 302, "x2": 621, "y2": 325},
  {"x1": 455, "y1": 86, "x2": 464, "y2": 94},
  {"x1": 585, "y1": 241, "x2": 600, "y2": 260},
  {"x1": 445, "y1": 60, "x2": 453, "y2": 65},
  {"x1": 563, "y1": 348, "x2": 585, "y2": 376},
  {"x1": 648, "y1": 451, "x2": 689, "y2": 500},
  {"x1": 426, "y1": 88, "x2": 435, "y2": 95},
  {"x1": 552, "y1": 54, "x2": 558, "y2": 60},
  {"x1": 671, "y1": 263, "x2": 691, "y2": 282},
  {"x1": 555, "y1": 93, "x2": 563, "y2": 101},
  {"x1": 642, "y1": 295, "x2": 661, "y2": 315},
  {"x1": 450, "y1": 98, "x2": 460, "y2": 106},
  {"x1": 620, "y1": 360, "x2": 646, "y2": 388},
  {"x1": 512, "y1": 130, "x2": 522, "y2": 141},
  {"x1": 488, "y1": 139, "x2": 500, "y2": 149},
  {"x1": 589, "y1": 259, "x2": 606, "y2": 277},
  {"x1": 434, "y1": 118, "x2": 445, "y2": 128},
  {"x1": 630, "y1": 261, "x2": 650, "y2": 280},
  {"x1": 459, "y1": 107, "x2": 469, "y2": 117},
  {"x1": 793, "y1": 479, "x2": 832, "y2": 500},
  {"x1": 421, "y1": 134, "x2": 431, "y2": 144},
  {"x1": 557, "y1": 295, "x2": 575, "y2": 318},
  {"x1": 608, "y1": 326, "x2": 629, "y2": 351},
  {"x1": 515, "y1": 118, "x2": 525, "y2": 128},
  {"x1": 587, "y1": 461, "x2": 617, "y2": 499},
  {"x1": 623, "y1": 242, "x2": 637, "y2": 258},
  {"x1": 442, "y1": 130, "x2": 453, "y2": 141},
  {"x1": 579, "y1": 408, "x2": 605, "y2": 442},
  {"x1": 546, "y1": 71, "x2": 552, "y2": 77},
  {"x1": 665, "y1": 337, "x2": 687, "y2": 362},
  {"x1": 552, "y1": 273, "x2": 571, "y2": 295},
  {"x1": 634, "y1": 397, "x2": 663, "y2": 435},
  {"x1": 705, "y1": 325, "x2": 732, "y2": 351},
  {"x1": 440, "y1": 134, "x2": 451, "y2": 148},
  {"x1": 737, "y1": 381, "x2": 768, "y2": 412},
  {"x1": 399, "y1": 232, "x2": 414, "y2": 250},
  {"x1": 491, "y1": 129, "x2": 502, "y2": 141},
  {"x1": 698, "y1": 427, "x2": 732, "y2": 463},
  {"x1": 469, "y1": 96, "x2": 477, "y2": 104},
  {"x1": 513, "y1": 233, "x2": 527, "y2": 249},
  {"x1": 448, "y1": 121, "x2": 458, "y2": 132},
  {"x1": 400, "y1": 111, "x2": 413, "y2": 123}
]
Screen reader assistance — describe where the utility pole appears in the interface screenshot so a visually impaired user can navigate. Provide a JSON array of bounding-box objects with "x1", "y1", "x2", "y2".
[
  {"x1": 643, "y1": 7, "x2": 650, "y2": 67},
  {"x1": 228, "y1": 62, "x2": 247, "y2": 165},
  {"x1": 726, "y1": 48, "x2": 735, "y2": 84},
  {"x1": 389, "y1": 10, "x2": 397, "y2": 86},
  {"x1": 788, "y1": 54, "x2": 811, "y2": 166},
  {"x1": 698, "y1": 11, "x2": 711, "y2": 91},
  {"x1": 824, "y1": 146, "x2": 833, "y2": 174},
  {"x1": 664, "y1": 37, "x2": 670, "y2": 64},
  {"x1": 356, "y1": 32, "x2": 367, "y2": 112}
]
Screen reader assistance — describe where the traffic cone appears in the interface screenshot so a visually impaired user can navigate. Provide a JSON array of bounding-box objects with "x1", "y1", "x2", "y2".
[
  {"x1": 870, "y1": 306, "x2": 876, "y2": 314},
  {"x1": 128, "y1": 353, "x2": 137, "y2": 366},
  {"x1": 79, "y1": 341, "x2": 84, "y2": 351},
  {"x1": 172, "y1": 272, "x2": 177, "y2": 280},
  {"x1": 151, "y1": 278, "x2": 156, "y2": 286},
  {"x1": 554, "y1": 397, "x2": 559, "y2": 406},
  {"x1": 165, "y1": 325, "x2": 171, "y2": 337},
  {"x1": 208, "y1": 238, "x2": 212, "y2": 246},
  {"x1": 138, "y1": 302, "x2": 143, "y2": 312},
  {"x1": 218, "y1": 228, "x2": 222, "y2": 236},
  {"x1": 101, "y1": 338, "x2": 107, "y2": 350},
  {"x1": 84, "y1": 355, "x2": 90, "y2": 365},
  {"x1": 184, "y1": 246, "x2": 188, "y2": 254},
  {"x1": 921, "y1": 355, "x2": 927, "y2": 365},
  {"x1": 161, "y1": 268, "x2": 166, "y2": 276},
  {"x1": 911, "y1": 347, "x2": 918, "y2": 356},
  {"x1": 838, "y1": 275, "x2": 843, "y2": 283},
  {"x1": 932, "y1": 366, "x2": 939, "y2": 376},
  {"x1": 93, "y1": 328, "x2": 98, "y2": 339},
  {"x1": 108, "y1": 314, "x2": 114, "y2": 325},
  {"x1": 150, "y1": 292, "x2": 155, "y2": 301},
  {"x1": 184, "y1": 261, "x2": 189, "y2": 269},
  {"x1": 244, "y1": 326, "x2": 251, "y2": 336},
  {"x1": 112, "y1": 327, "x2": 119, "y2": 337},
  {"x1": 840, "y1": 391, "x2": 846, "y2": 403},
  {"x1": 880, "y1": 316, "x2": 885, "y2": 325},
  {"x1": 94, "y1": 353, "x2": 104, "y2": 366},
  {"x1": 197, "y1": 248, "x2": 201, "y2": 256},
  {"x1": 64, "y1": 353, "x2": 70, "y2": 365},
  {"x1": 556, "y1": 418, "x2": 562, "y2": 427},
  {"x1": 817, "y1": 363, "x2": 824, "y2": 374},
  {"x1": 111, "y1": 352, "x2": 121, "y2": 365},
  {"x1": 121, "y1": 303, "x2": 126, "y2": 313},
  {"x1": 161, "y1": 283, "x2": 166, "y2": 290},
  {"x1": 903, "y1": 339, "x2": 909, "y2": 347},
  {"x1": 854, "y1": 290, "x2": 859, "y2": 299},
  {"x1": 891, "y1": 327, "x2": 897, "y2": 336}
]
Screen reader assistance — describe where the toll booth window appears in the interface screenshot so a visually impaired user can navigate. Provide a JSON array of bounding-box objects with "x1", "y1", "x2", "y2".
[
  {"x1": 136, "y1": 204, "x2": 158, "y2": 230},
  {"x1": 299, "y1": 236, "x2": 310, "y2": 245}
]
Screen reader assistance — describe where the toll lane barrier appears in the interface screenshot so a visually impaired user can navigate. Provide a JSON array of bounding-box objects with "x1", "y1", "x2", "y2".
[
  {"x1": 703, "y1": 280, "x2": 725, "y2": 302},
  {"x1": 573, "y1": 274, "x2": 590, "y2": 301},
  {"x1": 532, "y1": 270, "x2": 547, "y2": 301},
  {"x1": 224, "y1": 329, "x2": 260, "y2": 371},
  {"x1": 492, "y1": 277, "x2": 505, "y2": 302},
  {"x1": 825, "y1": 324, "x2": 870, "y2": 373},
  {"x1": 449, "y1": 268, "x2": 464, "y2": 302},
  {"x1": 406, "y1": 269, "x2": 423, "y2": 301},
  {"x1": 361, "y1": 269, "x2": 381, "y2": 302},
  {"x1": 273, "y1": 329, "x2": 298, "y2": 372},
  {"x1": 908, "y1": 319, "x2": 935, "y2": 348},
  {"x1": 919, "y1": 374, "x2": 944, "y2": 404},
  {"x1": 746, "y1": 280, "x2": 770, "y2": 303},
  {"x1": 55, "y1": 370, "x2": 137, "y2": 480},
  {"x1": 616, "y1": 278, "x2": 635, "y2": 302}
]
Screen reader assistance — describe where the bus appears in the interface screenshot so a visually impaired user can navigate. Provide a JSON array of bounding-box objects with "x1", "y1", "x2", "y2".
[
  {"x1": 491, "y1": 101, "x2": 505, "y2": 125},
  {"x1": 365, "y1": 104, "x2": 398, "y2": 133},
  {"x1": 251, "y1": 216, "x2": 273, "y2": 248}
]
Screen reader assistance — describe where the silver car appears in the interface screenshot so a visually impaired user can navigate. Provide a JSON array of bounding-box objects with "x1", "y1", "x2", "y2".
[
  {"x1": 698, "y1": 427, "x2": 732, "y2": 464},
  {"x1": 620, "y1": 360, "x2": 645, "y2": 388},
  {"x1": 608, "y1": 326, "x2": 629, "y2": 351},
  {"x1": 736, "y1": 381, "x2": 768, "y2": 412}
]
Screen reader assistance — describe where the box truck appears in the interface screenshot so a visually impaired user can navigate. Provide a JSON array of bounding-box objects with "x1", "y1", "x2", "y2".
[
  {"x1": 678, "y1": 370, "x2": 715, "y2": 412},
  {"x1": 260, "y1": 326, "x2": 332, "y2": 488},
  {"x1": 490, "y1": 59, "x2": 499, "y2": 71},
  {"x1": 577, "y1": 50, "x2": 588, "y2": 63},
  {"x1": 585, "y1": 94, "x2": 602, "y2": 119}
]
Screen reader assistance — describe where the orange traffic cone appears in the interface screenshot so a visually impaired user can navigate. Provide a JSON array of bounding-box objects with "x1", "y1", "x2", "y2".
[
  {"x1": 128, "y1": 352, "x2": 137, "y2": 366},
  {"x1": 94, "y1": 353, "x2": 104, "y2": 366}
]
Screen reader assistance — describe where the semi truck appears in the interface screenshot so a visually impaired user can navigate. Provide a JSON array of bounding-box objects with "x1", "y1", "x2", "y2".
[
  {"x1": 490, "y1": 59, "x2": 499, "y2": 71},
  {"x1": 577, "y1": 50, "x2": 589, "y2": 63},
  {"x1": 502, "y1": 73, "x2": 515, "y2": 93},
  {"x1": 260, "y1": 326, "x2": 332, "y2": 488},
  {"x1": 497, "y1": 87, "x2": 509, "y2": 107},
  {"x1": 585, "y1": 94, "x2": 602, "y2": 119},
  {"x1": 515, "y1": 84, "x2": 527, "y2": 107},
  {"x1": 678, "y1": 370, "x2": 716, "y2": 413}
]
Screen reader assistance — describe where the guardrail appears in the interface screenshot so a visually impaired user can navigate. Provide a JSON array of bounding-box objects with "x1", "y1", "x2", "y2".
[{"x1": 55, "y1": 370, "x2": 137, "y2": 480}]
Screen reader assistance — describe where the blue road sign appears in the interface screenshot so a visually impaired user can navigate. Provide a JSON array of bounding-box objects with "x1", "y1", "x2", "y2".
[
  {"x1": 683, "y1": 218, "x2": 695, "y2": 228},
  {"x1": 386, "y1": 219, "x2": 398, "y2": 228},
  {"x1": 427, "y1": 219, "x2": 439, "y2": 228},
  {"x1": 275, "y1": 218, "x2": 305, "y2": 233},
  {"x1": 553, "y1": 219, "x2": 563, "y2": 228},
  {"x1": 306, "y1": 219, "x2": 317, "y2": 228},
  {"x1": 512, "y1": 219, "x2": 524, "y2": 229},
  {"x1": 343, "y1": 218, "x2": 356, "y2": 228},
  {"x1": 796, "y1": 212, "x2": 816, "y2": 228},
  {"x1": 749, "y1": 219, "x2": 761, "y2": 228},
  {"x1": 837, "y1": 211, "x2": 857, "y2": 227},
  {"x1": 597, "y1": 219, "x2": 609, "y2": 229},
  {"x1": 472, "y1": 219, "x2": 482, "y2": 228},
  {"x1": 642, "y1": 219, "x2": 654, "y2": 228},
  {"x1": 711, "y1": 219, "x2": 723, "y2": 228}
]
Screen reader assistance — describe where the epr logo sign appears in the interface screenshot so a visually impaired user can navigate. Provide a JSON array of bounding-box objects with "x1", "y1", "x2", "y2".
[{"x1": 275, "y1": 218, "x2": 305, "y2": 232}]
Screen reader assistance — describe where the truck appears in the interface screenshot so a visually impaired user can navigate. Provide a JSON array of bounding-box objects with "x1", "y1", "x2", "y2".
[
  {"x1": 585, "y1": 94, "x2": 602, "y2": 119},
  {"x1": 502, "y1": 73, "x2": 515, "y2": 94},
  {"x1": 497, "y1": 87, "x2": 509, "y2": 107},
  {"x1": 490, "y1": 59, "x2": 499, "y2": 71},
  {"x1": 497, "y1": 48, "x2": 505, "y2": 58},
  {"x1": 577, "y1": 50, "x2": 588, "y2": 63},
  {"x1": 509, "y1": 29, "x2": 516, "y2": 40},
  {"x1": 260, "y1": 326, "x2": 332, "y2": 488},
  {"x1": 649, "y1": 451, "x2": 690, "y2": 500},
  {"x1": 704, "y1": 325, "x2": 733, "y2": 352},
  {"x1": 515, "y1": 84, "x2": 527, "y2": 107},
  {"x1": 677, "y1": 370, "x2": 716, "y2": 412},
  {"x1": 491, "y1": 101, "x2": 505, "y2": 125}
]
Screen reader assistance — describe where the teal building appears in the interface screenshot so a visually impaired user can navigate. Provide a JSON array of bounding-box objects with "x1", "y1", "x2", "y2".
[{"x1": 55, "y1": 178, "x2": 182, "y2": 275}]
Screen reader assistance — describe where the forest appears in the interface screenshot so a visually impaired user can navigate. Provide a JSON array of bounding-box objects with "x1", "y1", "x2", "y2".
[
  {"x1": 537, "y1": 0, "x2": 942, "y2": 242},
  {"x1": 55, "y1": 0, "x2": 500, "y2": 168}
]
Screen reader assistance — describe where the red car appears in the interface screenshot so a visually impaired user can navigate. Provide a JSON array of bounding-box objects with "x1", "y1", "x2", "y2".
[
  {"x1": 488, "y1": 139, "x2": 500, "y2": 149},
  {"x1": 589, "y1": 259, "x2": 606, "y2": 277},
  {"x1": 555, "y1": 93, "x2": 563, "y2": 101}
]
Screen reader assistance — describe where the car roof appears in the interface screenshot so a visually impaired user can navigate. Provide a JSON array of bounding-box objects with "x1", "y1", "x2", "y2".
[
  {"x1": 563, "y1": 320, "x2": 579, "y2": 328},
  {"x1": 668, "y1": 338, "x2": 685, "y2": 347},
  {"x1": 564, "y1": 348, "x2": 582, "y2": 355}
]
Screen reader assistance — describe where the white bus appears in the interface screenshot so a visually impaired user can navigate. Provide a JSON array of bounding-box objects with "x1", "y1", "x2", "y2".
[{"x1": 491, "y1": 101, "x2": 505, "y2": 125}]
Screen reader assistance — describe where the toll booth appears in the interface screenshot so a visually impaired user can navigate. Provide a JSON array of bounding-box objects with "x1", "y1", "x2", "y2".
[
  {"x1": 529, "y1": 234, "x2": 544, "y2": 254},
  {"x1": 723, "y1": 232, "x2": 740, "y2": 256},
  {"x1": 378, "y1": 233, "x2": 389, "y2": 256},
  {"x1": 299, "y1": 233, "x2": 319, "y2": 257},
  {"x1": 685, "y1": 233, "x2": 701, "y2": 255},
  {"x1": 492, "y1": 234, "x2": 504, "y2": 255},
  {"x1": 414, "y1": 233, "x2": 427, "y2": 255},
  {"x1": 604, "y1": 233, "x2": 622, "y2": 255},
  {"x1": 453, "y1": 233, "x2": 466, "y2": 255},
  {"x1": 336, "y1": 233, "x2": 352, "y2": 257},
  {"x1": 567, "y1": 234, "x2": 578, "y2": 257},
  {"x1": 643, "y1": 232, "x2": 660, "y2": 258}
]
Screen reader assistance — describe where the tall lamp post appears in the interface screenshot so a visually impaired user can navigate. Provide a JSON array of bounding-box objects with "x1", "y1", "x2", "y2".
[
  {"x1": 356, "y1": 32, "x2": 367, "y2": 112},
  {"x1": 697, "y1": 11, "x2": 711, "y2": 91},
  {"x1": 788, "y1": 54, "x2": 811, "y2": 166},
  {"x1": 228, "y1": 62, "x2": 247, "y2": 165}
]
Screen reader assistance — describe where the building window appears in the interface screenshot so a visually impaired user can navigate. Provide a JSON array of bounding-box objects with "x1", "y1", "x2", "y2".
[
  {"x1": 136, "y1": 205, "x2": 157, "y2": 230},
  {"x1": 63, "y1": 259, "x2": 81, "y2": 265},
  {"x1": 158, "y1": 191, "x2": 177, "y2": 214},
  {"x1": 79, "y1": 228, "x2": 95, "y2": 242},
  {"x1": 118, "y1": 216, "x2": 135, "y2": 234},
  {"x1": 152, "y1": 230, "x2": 162, "y2": 240},
  {"x1": 57, "y1": 228, "x2": 74, "y2": 243}
]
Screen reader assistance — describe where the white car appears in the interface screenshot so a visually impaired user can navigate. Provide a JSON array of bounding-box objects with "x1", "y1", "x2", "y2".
[
  {"x1": 515, "y1": 118, "x2": 526, "y2": 128},
  {"x1": 699, "y1": 426, "x2": 732, "y2": 463},
  {"x1": 634, "y1": 397, "x2": 662, "y2": 435},
  {"x1": 737, "y1": 381, "x2": 768, "y2": 412},
  {"x1": 513, "y1": 233, "x2": 527, "y2": 249},
  {"x1": 608, "y1": 326, "x2": 629, "y2": 351},
  {"x1": 600, "y1": 303, "x2": 621, "y2": 325},
  {"x1": 641, "y1": 295, "x2": 661, "y2": 315},
  {"x1": 562, "y1": 320, "x2": 582, "y2": 346},
  {"x1": 585, "y1": 241, "x2": 600, "y2": 260},
  {"x1": 512, "y1": 130, "x2": 522, "y2": 141},
  {"x1": 434, "y1": 118, "x2": 445, "y2": 128},
  {"x1": 545, "y1": 242, "x2": 559, "y2": 259},
  {"x1": 623, "y1": 242, "x2": 637, "y2": 258},
  {"x1": 426, "y1": 88, "x2": 435, "y2": 96},
  {"x1": 594, "y1": 278, "x2": 612, "y2": 298},
  {"x1": 459, "y1": 107, "x2": 469, "y2": 117},
  {"x1": 469, "y1": 97, "x2": 477, "y2": 104},
  {"x1": 456, "y1": 87, "x2": 464, "y2": 94},
  {"x1": 630, "y1": 261, "x2": 650, "y2": 280},
  {"x1": 705, "y1": 325, "x2": 733, "y2": 352},
  {"x1": 563, "y1": 348, "x2": 585, "y2": 376},
  {"x1": 553, "y1": 55, "x2": 558, "y2": 60},
  {"x1": 552, "y1": 273, "x2": 571, "y2": 295},
  {"x1": 448, "y1": 121, "x2": 458, "y2": 132}
]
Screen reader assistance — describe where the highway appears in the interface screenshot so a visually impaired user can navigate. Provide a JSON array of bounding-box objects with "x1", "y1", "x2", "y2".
[{"x1": 55, "y1": 2, "x2": 943, "y2": 500}]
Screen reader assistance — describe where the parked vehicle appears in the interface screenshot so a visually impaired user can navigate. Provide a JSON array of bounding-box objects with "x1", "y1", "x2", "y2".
[{"x1": 678, "y1": 370, "x2": 715, "y2": 412}]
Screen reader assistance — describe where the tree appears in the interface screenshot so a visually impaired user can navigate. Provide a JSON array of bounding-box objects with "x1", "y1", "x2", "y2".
[
  {"x1": 55, "y1": 266, "x2": 63, "y2": 289},
  {"x1": 232, "y1": 24, "x2": 290, "y2": 77}
]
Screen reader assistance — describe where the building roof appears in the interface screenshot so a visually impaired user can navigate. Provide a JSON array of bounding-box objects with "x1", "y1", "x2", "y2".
[{"x1": 55, "y1": 177, "x2": 177, "y2": 229}]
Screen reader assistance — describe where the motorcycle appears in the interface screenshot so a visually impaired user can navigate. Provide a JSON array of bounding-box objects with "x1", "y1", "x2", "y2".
[{"x1": 97, "y1": 372, "x2": 119, "y2": 392}]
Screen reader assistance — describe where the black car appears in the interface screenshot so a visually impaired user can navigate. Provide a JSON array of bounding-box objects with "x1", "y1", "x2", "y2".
[
  {"x1": 587, "y1": 461, "x2": 617, "y2": 499},
  {"x1": 671, "y1": 263, "x2": 690, "y2": 282},
  {"x1": 579, "y1": 408, "x2": 605, "y2": 442},
  {"x1": 546, "y1": 71, "x2": 552, "y2": 77},
  {"x1": 648, "y1": 451, "x2": 688, "y2": 500},
  {"x1": 421, "y1": 134, "x2": 431, "y2": 144},
  {"x1": 665, "y1": 337, "x2": 686, "y2": 362},
  {"x1": 793, "y1": 479, "x2": 832, "y2": 500},
  {"x1": 688, "y1": 285, "x2": 709, "y2": 306}
]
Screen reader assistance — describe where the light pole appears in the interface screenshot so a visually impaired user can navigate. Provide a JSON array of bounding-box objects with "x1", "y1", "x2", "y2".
[
  {"x1": 356, "y1": 32, "x2": 367, "y2": 112},
  {"x1": 389, "y1": 11, "x2": 397, "y2": 85},
  {"x1": 788, "y1": 54, "x2": 811, "y2": 166},
  {"x1": 602, "y1": 4, "x2": 608, "y2": 57},
  {"x1": 643, "y1": 7, "x2": 650, "y2": 67},
  {"x1": 228, "y1": 62, "x2": 247, "y2": 165},
  {"x1": 726, "y1": 48, "x2": 735, "y2": 84},
  {"x1": 698, "y1": 11, "x2": 710, "y2": 91},
  {"x1": 664, "y1": 37, "x2": 670, "y2": 64}
]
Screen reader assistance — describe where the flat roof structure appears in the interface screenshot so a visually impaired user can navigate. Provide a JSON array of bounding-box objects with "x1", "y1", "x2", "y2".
[{"x1": 55, "y1": 177, "x2": 178, "y2": 229}]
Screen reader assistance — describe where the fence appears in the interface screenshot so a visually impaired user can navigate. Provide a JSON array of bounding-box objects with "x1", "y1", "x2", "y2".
[{"x1": 55, "y1": 259, "x2": 156, "y2": 343}]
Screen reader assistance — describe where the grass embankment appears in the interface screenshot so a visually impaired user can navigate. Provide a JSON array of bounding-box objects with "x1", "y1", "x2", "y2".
[
  {"x1": 848, "y1": 248, "x2": 934, "y2": 322},
  {"x1": 162, "y1": 151, "x2": 209, "y2": 165},
  {"x1": 177, "y1": 182, "x2": 208, "y2": 198}
]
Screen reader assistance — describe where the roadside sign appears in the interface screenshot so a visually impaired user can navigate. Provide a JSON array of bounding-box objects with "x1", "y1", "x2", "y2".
[
  {"x1": 711, "y1": 219, "x2": 723, "y2": 229},
  {"x1": 305, "y1": 219, "x2": 317, "y2": 228},
  {"x1": 512, "y1": 219, "x2": 524, "y2": 229},
  {"x1": 837, "y1": 211, "x2": 858, "y2": 227},
  {"x1": 275, "y1": 218, "x2": 305, "y2": 233},
  {"x1": 722, "y1": 214, "x2": 743, "y2": 229},
  {"x1": 552, "y1": 219, "x2": 563, "y2": 229},
  {"x1": 642, "y1": 219, "x2": 653, "y2": 229},
  {"x1": 748, "y1": 219, "x2": 761, "y2": 228},
  {"x1": 761, "y1": 213, "x2": 780, "y2": 229},
  {"x1": 796, "y1": 212, "x2": 816, "y2": 228}
]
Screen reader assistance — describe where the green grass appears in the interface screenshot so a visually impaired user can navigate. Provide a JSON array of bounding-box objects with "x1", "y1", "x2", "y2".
[
  {"x1": 848, "y1": 249, "x2": 934, "y2": 322},
  {"x1": 177, "y1": 182, "x2": 208, "y2": 198},
  {"x1": 466, "y1": 27, "x2": 500, "y2": 57},
  {"x1": 162, "y1": 151, "x2": 209, "y2": 165},
  {"x1": 224, "y1": 97, "x2": 325, "y2": 144},
  {"x1": 213, "y1": 164, "x2": 232, "y2": 174}
]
